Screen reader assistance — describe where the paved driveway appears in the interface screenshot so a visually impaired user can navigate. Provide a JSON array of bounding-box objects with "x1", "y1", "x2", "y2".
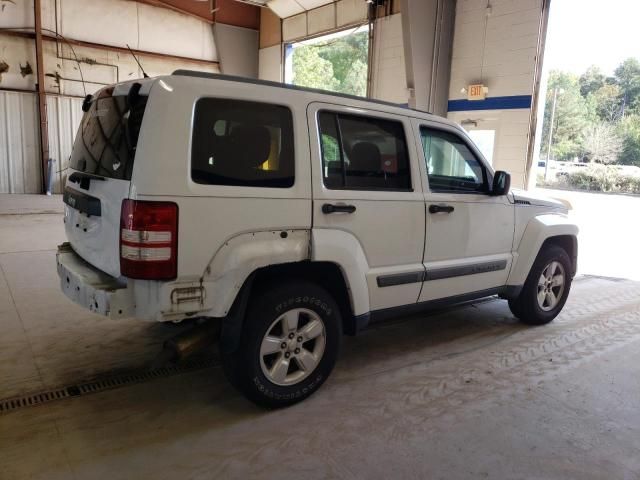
[{"x1": 538, "y1": 189, "x2": 640, "y2": 280}]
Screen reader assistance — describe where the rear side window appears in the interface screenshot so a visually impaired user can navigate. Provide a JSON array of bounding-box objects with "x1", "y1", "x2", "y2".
[
  {"x1": 69, "y1": 87, "x2": 148, "y2": 180},
  {"x1": 191, "y1": 98, "x2": 294, "y2": 188},
  {"x1": 318, "y1": 111, "x2": 411, "y2": 191}
]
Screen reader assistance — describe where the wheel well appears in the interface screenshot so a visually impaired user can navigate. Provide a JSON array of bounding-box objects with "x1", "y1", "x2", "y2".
[
  {"x1": 252, "y1": 261, "x2": 354, "y2": 331},
  {"x1": 221, "y1": 261, "x2": 356, "y2": 351},
  {"x1": 541, "y1": 235, "x2": 578, "y2": 276}
]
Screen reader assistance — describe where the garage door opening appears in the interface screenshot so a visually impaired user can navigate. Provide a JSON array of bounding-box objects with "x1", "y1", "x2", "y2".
[
  {"x1": 530, "y1": 0, "x2": 640, "y2": 281},
  {"x1": 284, "y1": 25, "x2": 370, "y2": 97},
  {"x1": 533, "y1": 0, "x2": 640, "y2": 194}
]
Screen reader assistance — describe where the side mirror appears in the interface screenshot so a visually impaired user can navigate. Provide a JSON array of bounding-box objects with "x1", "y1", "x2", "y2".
[{"x1": 491, "y1": 170, "x2": 511, "y2": 196}]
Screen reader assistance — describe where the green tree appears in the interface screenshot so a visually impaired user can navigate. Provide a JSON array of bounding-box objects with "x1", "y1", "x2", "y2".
[
  {"x1": 614, "y1": 58, "x2": 640, "y2": 114},
  {"x1": 616, "y1": 115, "x2": 640, "y2": 166},
  {"x1": 339, "y1": 59, "x2": 368, "y2": 97},
  {"x1": 291, "y1": 30, "x2": 369, "y2": 97},
  {"x1": 579, "y1": 65, "x2": 606, "y2": 97},
  {"x1": 582, "y1": 122, "x2": 622, "y2": 164},
  {"x1": 542, "y1": 58, "x2": 640, "y2": 168},
  {"x1": 318, "y1": 31, "x2": 368, "y2": 86},
  {"x1": 541, "y1": 71, "x2": 594, "y2": 161},
  {"x1": 589, "y1": 83, "x2": 623, "y2": 122},
  {"x1": 292, "y1": 46, "x2": 339, "y2": 91}
]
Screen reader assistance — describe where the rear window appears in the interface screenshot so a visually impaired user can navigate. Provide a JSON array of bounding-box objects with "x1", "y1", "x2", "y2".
[
  {"x1": 191, "y1": 98, "x2": 294, "y2": 188},
  {"x1": 69, "y1": 86, "x2": 148, "y2": 180}
]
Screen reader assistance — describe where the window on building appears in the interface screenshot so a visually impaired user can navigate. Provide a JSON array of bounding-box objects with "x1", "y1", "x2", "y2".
[{"x1": 191, "y1": 98, "x2": 294, "y2": 188}]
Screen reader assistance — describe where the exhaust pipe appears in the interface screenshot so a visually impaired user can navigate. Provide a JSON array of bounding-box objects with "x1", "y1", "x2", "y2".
[{"x1": 153, "y1": 319, "x2": 221, "y2": 367}]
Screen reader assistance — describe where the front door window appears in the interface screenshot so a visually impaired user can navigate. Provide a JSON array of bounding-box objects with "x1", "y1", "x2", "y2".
[{"x1": 420, "y1": 128, "x2": 488, "y2": 193}]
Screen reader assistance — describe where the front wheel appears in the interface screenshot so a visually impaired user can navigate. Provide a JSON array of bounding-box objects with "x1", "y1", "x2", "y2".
[
  {"x1": 509, "y1": 245, "x2": 572, "y2": 325},
  {"x1": 222, "y1": 281, "x2": 341, "y2": 408}
]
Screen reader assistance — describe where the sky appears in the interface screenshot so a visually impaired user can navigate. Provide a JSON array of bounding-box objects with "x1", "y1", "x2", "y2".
[{"x1": 544, "y1": 0, "x2": 640, "y2": 75}]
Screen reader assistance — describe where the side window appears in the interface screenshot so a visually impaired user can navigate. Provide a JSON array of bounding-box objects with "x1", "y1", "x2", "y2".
[
  {"x1": 420, "y1": 127, "x2": 488, "y2": 193},
  {"x1": 318, "y1": 111, "x2": 411, "y2": 191},
  {"x1": 191, "y1": 98, "x2": 294, "y2": 188}
]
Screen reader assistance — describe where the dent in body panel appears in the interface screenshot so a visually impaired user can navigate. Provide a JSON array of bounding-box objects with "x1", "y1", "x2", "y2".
[{"x1": 199, "y1": 229, "x2": 312, "y2": 317}]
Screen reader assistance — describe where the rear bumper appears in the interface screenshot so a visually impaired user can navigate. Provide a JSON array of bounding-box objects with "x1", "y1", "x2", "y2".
[{"x1": 56, "y1": 243, "x2": 135, "y2": 319}]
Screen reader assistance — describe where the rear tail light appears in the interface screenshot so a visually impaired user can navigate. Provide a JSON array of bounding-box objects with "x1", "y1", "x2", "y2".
[{"x1": 120, "y1": 199, "x2": 178, "y2": 280}]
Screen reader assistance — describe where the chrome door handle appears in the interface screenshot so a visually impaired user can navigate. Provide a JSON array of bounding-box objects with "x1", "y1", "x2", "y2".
[
  {"x1": 429, "y1": 204, "x2": 454, "y2": 214},
  {"x1": 322, "y1": 203, "x2": 356, "y2": 214}
]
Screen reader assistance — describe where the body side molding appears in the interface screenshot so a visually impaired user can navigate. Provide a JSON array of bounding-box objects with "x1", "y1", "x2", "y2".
[{"x1": 376, "y1": 260, "x2": 508, "y2": 287}]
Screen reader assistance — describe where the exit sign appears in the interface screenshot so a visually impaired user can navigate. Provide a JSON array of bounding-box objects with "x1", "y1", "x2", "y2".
[{"x1": 468, "y1": 84, "x2": 487, "y2": 100}]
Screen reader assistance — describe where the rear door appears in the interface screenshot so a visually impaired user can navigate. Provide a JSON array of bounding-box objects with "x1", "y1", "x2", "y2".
[
  {"x1": 64, "y1": 82, "x2": 149, "y2": 278},
  {"x1": 308, "y1": 103, "x2": 426, "y2": 311},
  {"x1": 413, "y1": 119, "x2": 515, "y2": 302}
]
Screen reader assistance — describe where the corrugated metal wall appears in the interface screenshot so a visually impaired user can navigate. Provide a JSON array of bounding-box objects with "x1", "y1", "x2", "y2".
[
  {"x1": 0, "y1": 91, "x2": 41, "y2": 193},
  {"x1": 0, "y1": 90, "x2": 83, "y2": 194},
  {"x1": 47, "y1": 95, "x2": 84, "y2": 194}
]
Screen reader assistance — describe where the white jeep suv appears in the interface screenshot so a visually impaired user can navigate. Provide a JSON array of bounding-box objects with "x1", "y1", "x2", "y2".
[{"x1": 57, "y1": 72, "x2": 578, "y2": 407}]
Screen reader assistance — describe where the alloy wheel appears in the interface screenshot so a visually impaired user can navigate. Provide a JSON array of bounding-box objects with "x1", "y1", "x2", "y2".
[
  {"x1": 537, "y1": 260, "x2": 566, "y2": 311},
  {"x1": 259, "y1": 308, "x2": 326, "y2": 386}
]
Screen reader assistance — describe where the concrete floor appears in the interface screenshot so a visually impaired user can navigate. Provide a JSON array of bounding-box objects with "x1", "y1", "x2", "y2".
[
  {"x1": 1, "y1": 193, "x2": 640, "y2": 479},
  {"x1": 539, "y1": 188, "x2": 640, "y2": 281}
]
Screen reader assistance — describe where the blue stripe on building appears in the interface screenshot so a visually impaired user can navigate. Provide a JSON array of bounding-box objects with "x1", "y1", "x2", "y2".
[{"x1": 447, "y1": 95, "x2": 533, "y2": 112}]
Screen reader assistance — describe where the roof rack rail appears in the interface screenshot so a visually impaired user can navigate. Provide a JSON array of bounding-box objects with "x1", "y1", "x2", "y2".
[{"x1": 171, "y1": 70, "x2": 431, "y2": 115}]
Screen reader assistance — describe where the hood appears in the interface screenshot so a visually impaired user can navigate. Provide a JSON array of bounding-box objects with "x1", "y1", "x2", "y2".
[{"x1": 511, "y1": 189, "x2": 569, "y2": 211}]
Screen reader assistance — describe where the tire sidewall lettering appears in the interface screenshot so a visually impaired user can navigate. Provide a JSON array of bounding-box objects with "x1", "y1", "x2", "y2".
[
  {"x1": 233, "y1": 282, "x2": 341, "y2": 407},
  {"x1": 253, "y1": 296, "x2": 334, "y2": 401},
  {"x1": 275, "y1": 296, "x2": 333, "y2": 317},
  {"x1": 252, "y1": 373, "x2": 324, "y2": 400}
]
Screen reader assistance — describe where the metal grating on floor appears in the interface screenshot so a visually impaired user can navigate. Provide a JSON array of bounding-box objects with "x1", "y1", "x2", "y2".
[{"x1": 0, "y1": 356, "x2": 219, "y2": 415}]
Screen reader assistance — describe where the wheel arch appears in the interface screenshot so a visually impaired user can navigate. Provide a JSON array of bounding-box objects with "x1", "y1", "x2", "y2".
[
  {"x1": 540, "y1": 235, "x2": 578, "y2": 277},
  {"x1": 508, "y1": 214, "x2": 579, "y2": 286},
  {"x1": 220, "y1": 260, "x2": 358, "y2": 354}
]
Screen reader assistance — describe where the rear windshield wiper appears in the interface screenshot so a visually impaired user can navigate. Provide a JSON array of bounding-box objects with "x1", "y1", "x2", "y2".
[{"x1": 68, "y1": 171, "x2": 106, "y2": 190}]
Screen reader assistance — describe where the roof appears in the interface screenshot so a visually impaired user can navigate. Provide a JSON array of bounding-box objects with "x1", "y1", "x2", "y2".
[{"x1": 171, "y1": 70, "x2": 433, "y2": 116}]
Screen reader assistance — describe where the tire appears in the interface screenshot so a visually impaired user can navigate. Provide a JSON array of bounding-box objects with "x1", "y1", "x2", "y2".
[
  {"x1": 222, "y1": 281, "x2": 341, "y2": 408},
  {"x1": 508, "y1": 244, "x2": 572, "y2": 325},
  {"x1": 507, "y1": 296, "x2": 523, "y2": 319}
]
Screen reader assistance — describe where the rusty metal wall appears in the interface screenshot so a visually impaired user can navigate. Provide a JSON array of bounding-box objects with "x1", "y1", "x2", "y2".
[{"x1": 0, "y1": 90, "x2": 82, "y2": 194}]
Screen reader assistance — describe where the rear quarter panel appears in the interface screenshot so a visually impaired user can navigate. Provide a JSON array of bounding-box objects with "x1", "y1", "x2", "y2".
[{"x1": 130, "y1": 76, "x2": 313, "y2": 282}]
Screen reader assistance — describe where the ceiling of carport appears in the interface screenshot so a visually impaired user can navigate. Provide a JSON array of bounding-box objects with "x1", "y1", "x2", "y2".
[
  {"x1": 152, "y1": 0, "x2": 338, "y2": 20},
  {"x1": 217, "y1": 0, "x2": 338, "y2": 18},
  {"x1": 261, "y1": 0, "x2": 337, "y2": 18}
]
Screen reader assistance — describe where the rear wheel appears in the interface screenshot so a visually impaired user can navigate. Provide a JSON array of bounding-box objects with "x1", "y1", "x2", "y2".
[
  {"x1": 508, "y1": 245, "x2": 572, "y2": 325},
  {"x1": 222, "y1": 281, "x2": 341, "y2": 408}
]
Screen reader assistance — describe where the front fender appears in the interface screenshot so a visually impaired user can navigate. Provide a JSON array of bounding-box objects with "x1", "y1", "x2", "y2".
[
  {"x1": 507, "y1": 214, "x2": 578, "y2": 286},
  {"x1": 200, "y1": 229, "x2": 311, "y2": 317}
]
